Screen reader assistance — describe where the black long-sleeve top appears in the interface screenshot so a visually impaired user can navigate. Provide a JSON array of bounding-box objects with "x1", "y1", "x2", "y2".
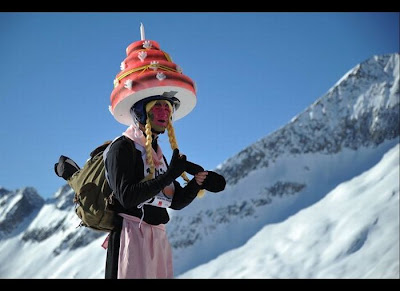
[{"x1": 104, "y1": 135, "x2": 200, "y2": 225}]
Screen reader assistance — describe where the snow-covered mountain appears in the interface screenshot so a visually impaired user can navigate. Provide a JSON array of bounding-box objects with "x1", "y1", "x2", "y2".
[
  {"x1": 0, "y1": 53, "x2": 398, "y2": 279},
  {"x1": 179, "y1": 143, "x2": 399, "y2": 279}
]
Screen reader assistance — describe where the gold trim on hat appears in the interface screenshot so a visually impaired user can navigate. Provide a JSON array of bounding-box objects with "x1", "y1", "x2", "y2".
[{"x1": 113, "y1": 63, "x2": 181, "y2": 88}]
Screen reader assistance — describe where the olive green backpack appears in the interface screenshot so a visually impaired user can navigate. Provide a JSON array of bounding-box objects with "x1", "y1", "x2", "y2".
[
  {"x1": 67, "y1": 141, "x2": 115, "y2": 232},
  {"x1": 55, "y1": 139, "x2": 125, "y2": 232}
]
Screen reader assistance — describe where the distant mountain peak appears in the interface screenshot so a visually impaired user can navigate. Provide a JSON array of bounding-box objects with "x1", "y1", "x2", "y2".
[
  {"x1": 0, "y1": 187, "x2": 10, "y2": 197},
  {"x1": 0, "y1": 187, "x2": 44, "y2": 236},
  {"x1": 18, "y1": 187, "x2": 44, "y2": 206}
]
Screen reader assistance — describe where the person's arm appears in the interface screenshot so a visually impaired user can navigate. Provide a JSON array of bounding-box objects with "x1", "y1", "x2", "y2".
[{"x1": 105, "y1": 138, "x2": 186, "y2": 209}]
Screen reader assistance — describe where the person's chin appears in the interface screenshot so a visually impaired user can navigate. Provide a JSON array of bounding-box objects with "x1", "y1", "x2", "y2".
[{"x1": 151, "y1": 125, "x2": 167, "y2": 134}]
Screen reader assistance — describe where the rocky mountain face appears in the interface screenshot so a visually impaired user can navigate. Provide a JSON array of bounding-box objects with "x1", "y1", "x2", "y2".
[
  {"x1": 0, "y1": 187, "x2": 44, "y2": 238},
  {"x1": 0, "y1": 53, "x2": 398, "y2": 278},
  {"x1": 20, "y1": 184, "x2": 104, "y2": 253}
]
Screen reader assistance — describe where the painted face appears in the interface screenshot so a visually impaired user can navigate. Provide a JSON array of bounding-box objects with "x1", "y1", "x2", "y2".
[{"x1": 148, "y1": 100, "x2": 172, "y2": 133}]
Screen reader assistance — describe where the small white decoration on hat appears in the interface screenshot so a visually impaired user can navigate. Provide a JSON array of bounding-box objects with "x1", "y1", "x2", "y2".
[
  {"x1": 176, "y1": 64, "x2": 183, "y2": 73},
  {"x1": 156, "y1": 72, "x2": 166, "y2": 81},
  {"x1": 124, "y1": 79, "x2": 133, "y2": 89},
  {"x1": 120, "y1": 61, "x2": 126, "y2": 70},
  {"x1": 138, "y1": 51, "x2": 147, "y2": 62},
  {"x1": 143, "y1": 40, "x2": 152, "y2": 49},
  {"x1": 150, "y1": 61, "x2": 159, "y2": 70},
  {"x1": 113, "y1": 79, "x2": 119, "y2": 87}
]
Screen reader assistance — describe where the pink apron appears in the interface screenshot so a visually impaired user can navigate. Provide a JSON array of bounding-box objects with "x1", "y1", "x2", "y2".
[{"x1": 116, "y1": 213, "x2": 173, "y2": 279}]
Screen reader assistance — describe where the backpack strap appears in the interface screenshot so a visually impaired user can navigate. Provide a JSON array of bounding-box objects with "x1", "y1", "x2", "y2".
[{"x1": 90, "y1": 141, "x2": 112, "y2": 158}]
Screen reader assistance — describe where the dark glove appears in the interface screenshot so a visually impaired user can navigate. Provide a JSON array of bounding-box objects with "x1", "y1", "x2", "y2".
[
  {"x1": 202, "y1": 171, "x2": 226, "y2": 193},
  {"x1": 185, "y1": 160, "x2": 226, "y2": 193},
  {"x1": 166, "y1": 148, "x2": 187, "y2": 180}
]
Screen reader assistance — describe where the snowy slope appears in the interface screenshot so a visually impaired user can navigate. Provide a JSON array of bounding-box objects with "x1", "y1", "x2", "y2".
[{"x1": 178, "y1": 144, "x2": 399, "y2": 279}]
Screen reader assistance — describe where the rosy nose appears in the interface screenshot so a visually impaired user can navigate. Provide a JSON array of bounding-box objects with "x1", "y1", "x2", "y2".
[{"x1": 154, "y1": 107, "x2": 170, "y2": 118}]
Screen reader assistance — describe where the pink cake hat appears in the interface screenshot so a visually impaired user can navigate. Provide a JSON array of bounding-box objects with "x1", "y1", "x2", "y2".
[{"x1": 109, "y1": 23, "x2": 197, "y2": 126}]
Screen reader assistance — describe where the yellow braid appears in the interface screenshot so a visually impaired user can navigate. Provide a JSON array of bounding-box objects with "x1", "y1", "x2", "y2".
[
  {"x1": 143, "y1": 99, "x2": 164, "y2": 181},
  {"x1": 166, "y1": 121, "x2": 190, "y2": 182},
  {"x1": 167, "y1": 120, "x2": 205, "y2": 198},
  {"x1": 144, "y1": 119, "x2": 155, "y2": 181}
]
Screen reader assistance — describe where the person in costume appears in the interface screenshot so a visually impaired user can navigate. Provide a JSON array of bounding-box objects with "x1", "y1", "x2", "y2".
[
  {"x1": 103, "y1": 95, "x2": 213, "y2": 279},
  {"x1": 103, "y1": 32, "x2": 225, "y2": 278}
]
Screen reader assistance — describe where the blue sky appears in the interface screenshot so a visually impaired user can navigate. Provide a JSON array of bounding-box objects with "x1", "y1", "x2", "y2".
[{"x1": 0, "y1": 12, "x2": 398, "y2": 199}]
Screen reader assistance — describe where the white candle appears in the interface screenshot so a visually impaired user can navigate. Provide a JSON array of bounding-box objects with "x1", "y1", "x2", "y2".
[{"x1": 140, "y1": 22, "x2": 145, "y2": 40}]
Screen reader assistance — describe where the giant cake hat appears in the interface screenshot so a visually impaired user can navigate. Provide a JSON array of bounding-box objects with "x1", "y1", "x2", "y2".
[{"x1": 109, "y1": 23, "x2": 197, "y2": 126}]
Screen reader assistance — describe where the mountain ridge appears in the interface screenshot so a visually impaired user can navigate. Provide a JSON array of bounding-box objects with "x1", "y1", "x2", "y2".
[{"x1": 217, "y1": 53, "x2": 399, "y2": 186}]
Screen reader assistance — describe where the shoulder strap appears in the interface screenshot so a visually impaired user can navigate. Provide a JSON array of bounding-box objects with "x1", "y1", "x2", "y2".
[{"x1": 90, "y1": 141, "x2": 112, "y2": 158}]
